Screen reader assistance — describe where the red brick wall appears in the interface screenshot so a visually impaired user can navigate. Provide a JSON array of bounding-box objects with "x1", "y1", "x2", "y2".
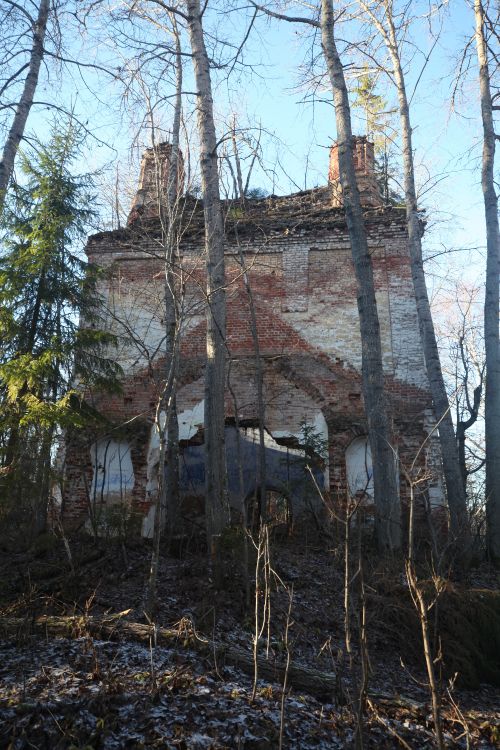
[{"x1": 62, "y1": 189, "x2": 439, "y2": 530}]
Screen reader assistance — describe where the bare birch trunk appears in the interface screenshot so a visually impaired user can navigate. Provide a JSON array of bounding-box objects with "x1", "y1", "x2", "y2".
[
  {"x1": 164, "y1": 19, "x2": 182, "y2": 540},
  {"x1": 145, "y1": 406, "x2": 167, "y2": 618},
  {"x1": 145, "y1": 25, "x2": 182, "y2": 617},
  {"x1": 376, "y1": 4, "x2": 469, "y2": 545},
  {"x1": 475, "y1": 0, "x2": 500, "y2": 564},
  {"x1": 186, "y1": 0, "x2": 229, "y2": 555},
  {"x1": 320, "y1": 0, "x2": 400, "y2": 551},
  {"x1": 0, "y1": 0, "x2": 50, "y2": 210}
]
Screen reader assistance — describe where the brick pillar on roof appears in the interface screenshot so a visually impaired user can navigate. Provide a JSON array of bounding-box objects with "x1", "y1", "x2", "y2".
[
  {"x1": 328, "y1": 136, "x2": 383, "y2": 208},
  {"x1": 128, "y1": 142, "x2": 185, "y2": 225}
]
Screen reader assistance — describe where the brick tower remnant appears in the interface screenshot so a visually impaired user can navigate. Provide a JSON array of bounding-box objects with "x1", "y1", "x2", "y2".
[
  {"x1": 127, "y1": 142, "x2": 185, "y2": 225},
  {"x1": 60, "y1": 134, "x2": 445, "y2": 537},
  {"x1": 329, "y1": 136, "x2": 383, "y2": 208}
]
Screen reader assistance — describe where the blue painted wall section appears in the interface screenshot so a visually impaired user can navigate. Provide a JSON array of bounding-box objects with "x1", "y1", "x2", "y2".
[{"x1": 179, "y1": 426, "x2": 325, "y2": 518}]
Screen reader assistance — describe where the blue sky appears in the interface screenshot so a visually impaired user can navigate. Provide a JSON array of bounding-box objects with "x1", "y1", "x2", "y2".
[{"x1": 20, "y1": 0, "x2": 488, "y2": 295}]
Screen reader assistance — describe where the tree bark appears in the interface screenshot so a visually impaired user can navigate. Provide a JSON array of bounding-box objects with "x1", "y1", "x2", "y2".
[
  {"x1": 164, "y1": 18, "x2": 182, "y2": 540},
  {"x1": 231, "y1": 115, "x2": 245, "y2": 201},
  {"x1": 145, "y1": 25, "x2": 183, "y2": 616},
  {"x1": 372, "y1": 2, "x2": 470, "y2": 545},
  {"x1": 186, "y1": 0, "x2": 229, "y2": 554},
  {"x1": 235, "y1": 231, "x2": 267, "y2": 522},
  {"x1": 0, "y1": 0, "x2": 50, "y2": 210},
  {"x1": 456, "y1": 383, "x2": 482, "y2": 494},
  {"x1": 320, "y1": 0, "x2": 400, "y2": 551},
  {"x1": 474, "y1": 0, "x2": 500, "y2": 564}
]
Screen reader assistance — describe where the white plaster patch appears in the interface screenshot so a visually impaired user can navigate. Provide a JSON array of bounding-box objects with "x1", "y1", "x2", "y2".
[
  {"x1": 142, "y1": 504, "x2": 156, "y2": 538},
  {"x1": 178, "y1": 400, "x2": 204, "y2": 441},
  {"x1": 312, "y1": 412, "x2": 328, "y2": 448},
  {"x1": 282, "y1": 289, "x2": 392, "y2": 375},
  {"x1": 242, "y1": 427, "x2": 305, "y2": 458},
  {"x1": 423, "y1": 409, "x2": 445, "y2": 508},
  {"x1": 105, "y1": 287, "x2": 165, "y2": 375},
  {"x1": 271, "y1": 412, "x2": 327, "y2": 451}
]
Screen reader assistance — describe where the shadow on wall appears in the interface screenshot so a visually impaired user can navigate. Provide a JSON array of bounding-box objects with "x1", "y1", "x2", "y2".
[{"x1": 179, "y1": 425, "x2": 326, "y2": 522}]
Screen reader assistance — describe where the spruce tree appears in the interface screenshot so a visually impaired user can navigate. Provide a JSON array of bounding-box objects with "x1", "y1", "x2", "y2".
[{"x1": 0, "y1": 123, "x2": 120, "y2": 538}]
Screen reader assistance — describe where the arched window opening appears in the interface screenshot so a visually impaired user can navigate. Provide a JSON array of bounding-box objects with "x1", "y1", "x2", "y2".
[
  {"x1": 245, "y1": 487, "x2": 292, "y2": 531},
  {"x1": 90, "y1": 439, "x2": 134, "y2": 505},
  {"x1": 345, "y1": 437, "x2": 373, "y2": 500}
]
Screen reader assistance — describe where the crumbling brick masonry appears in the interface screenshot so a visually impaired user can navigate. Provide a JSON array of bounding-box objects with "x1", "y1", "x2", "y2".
[{"x1": 61, "y1": 137, "x2": 443, "y2": 536}]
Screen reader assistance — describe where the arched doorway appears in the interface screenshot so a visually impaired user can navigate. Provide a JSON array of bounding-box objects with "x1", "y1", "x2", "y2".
[{"x1": 245, "y1": 486, "x2": 292, "y2": 531}]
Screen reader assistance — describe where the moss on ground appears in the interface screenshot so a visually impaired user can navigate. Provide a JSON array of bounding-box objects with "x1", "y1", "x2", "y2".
[
  {"x1": 436, "y1": 587, "x2": 500, "y2": 687},
  {"x1": 382, "y1": 583, "x2": 500, "y2": 688}
]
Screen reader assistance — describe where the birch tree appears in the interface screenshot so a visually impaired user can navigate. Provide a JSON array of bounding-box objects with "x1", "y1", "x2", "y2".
[
  {"x1": 357, "y1": 0, "x2": 470, "y2": 544},
  {"x1": 185, "y1": 0, "x2": 230, "y2": 559},
  {"x1": 320, "y1": 0, "x2": 400, "y2": 551},
  {"x1": 251, "y1": 0, "x2": 400, "y2": 549},
  {"x1": 162, "y1": 14, "x2": 182, "y2": 543},
  {"x1": 106, "y1": 0, "x2": 244, "y2": 568},
  {"x1": 474, "y1": 0, "x2": 500, "y2": 564},
  {"x1": 0, "y1": 0, "x2": 50, "y2": 210},
  {"x1": 144, "y1": 18, "x2": 183, "y2": 616}
]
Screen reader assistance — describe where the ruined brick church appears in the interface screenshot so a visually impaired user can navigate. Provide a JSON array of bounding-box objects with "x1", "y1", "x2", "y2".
[{"x1": 61, "y1": 137, "x2": 443, "y2": 535}]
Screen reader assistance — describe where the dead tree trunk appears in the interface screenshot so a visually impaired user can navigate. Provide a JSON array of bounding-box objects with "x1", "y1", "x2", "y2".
[
  {"x1": 475, "y1": 0, "x2": 500, "y2": 564},
  {"x1": 186, "y1": 0, "x2": 229, "y2": 557},
  {"x1": 362, "y1": 0, "x2": 470, "y2": 545},
  {"x1": 320, "y1": 0, "x2": 400, "y2": 551},
  {"x1": 0, "y1": 0, "x2": 50, "y2": 210},
  {"x1": 0, "y1": 614, "x2": 339, "y2": 699},
  {"x1": 231, "y1": 115, "x2": 246, "y2": 202}
]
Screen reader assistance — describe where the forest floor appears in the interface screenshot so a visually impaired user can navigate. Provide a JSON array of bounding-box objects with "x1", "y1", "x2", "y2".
[{"x1": 0, "y1": 526, "x2": 499, "y2": 749}]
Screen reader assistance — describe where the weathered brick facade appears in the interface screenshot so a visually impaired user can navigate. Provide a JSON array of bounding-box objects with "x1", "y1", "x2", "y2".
[{"x1": 61, "y1": 138, "x2": 443, "y2": 535}]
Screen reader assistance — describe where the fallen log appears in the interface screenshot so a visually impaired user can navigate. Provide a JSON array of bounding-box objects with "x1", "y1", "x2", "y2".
[
  {"x1": 6, "y1": 549, "x2": 110, "y2": 599},
  {"x1": 0, "y1": 614, "x2": 337, "y2": 699},
  {"x1": 220, "y1": 643, "x2": 336, "y2": 699}
]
